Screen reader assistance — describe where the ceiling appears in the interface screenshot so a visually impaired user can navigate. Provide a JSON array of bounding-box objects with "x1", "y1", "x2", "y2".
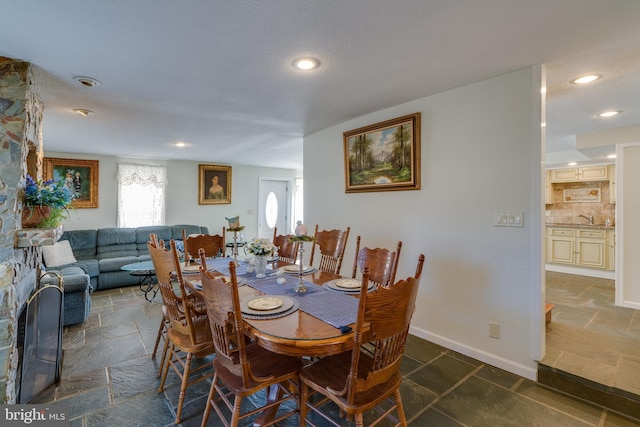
[{"x1": 2, "y1": 1, "x2": 640, "y2": 170}]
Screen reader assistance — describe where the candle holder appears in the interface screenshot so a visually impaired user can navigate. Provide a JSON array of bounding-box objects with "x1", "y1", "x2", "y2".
[
  {"x1": 294, "y1": 241, "x2": 307, "y2": 293},
  {"x1": 290, "y1": 235, "x2": 314, "y2": 294},
  {"x1": 227, "y1": 226, "x2": 245, "y2": 266}
]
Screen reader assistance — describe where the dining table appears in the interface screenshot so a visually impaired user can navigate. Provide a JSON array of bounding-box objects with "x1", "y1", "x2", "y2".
[
  {"x1": 181, "y1": 257, "x2": 369, "y2": 358},
  {"x1": 180, "y1": 256, "x2": 372, "y2": 426}
]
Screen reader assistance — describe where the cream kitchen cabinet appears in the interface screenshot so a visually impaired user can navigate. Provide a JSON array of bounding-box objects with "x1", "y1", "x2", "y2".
[
  {"x1": 546, "y1": 227, "x2": 609, "y2": 270},
  {"x1": 608, "y1": 164, "x2": 616, "y2": 203},
  {"x1": 608, "y1": 231, "x2": 616, "y2": 271},
  {"x1": 545, "y1": 170, "x2": 552, "y2": 204},
  {"x1": 549, "y1": 166, "x2": 608, "y2": 183}
]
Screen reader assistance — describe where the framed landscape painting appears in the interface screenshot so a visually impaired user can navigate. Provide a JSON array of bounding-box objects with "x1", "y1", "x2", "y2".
[
  {"x1": 343, "y1": 112, "x2": 421, "y2": 193},
  {"x1": 199, "y1": 164, "x2": 232, "y2": 205},
  {"x1": 44, "y1": 157, "x2": 99, "y2": 208}
]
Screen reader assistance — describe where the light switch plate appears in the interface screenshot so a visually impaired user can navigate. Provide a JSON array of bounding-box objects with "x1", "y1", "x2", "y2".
[{"x1": 494, "y1": 212, "x2": 524, "y2": 227}]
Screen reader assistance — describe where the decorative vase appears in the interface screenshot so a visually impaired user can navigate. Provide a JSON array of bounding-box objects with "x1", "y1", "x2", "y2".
[
  {"x1": 21, "y1": 206, "x2": 51, "y2": 228},
  {"x1": 254, "y1": 255, "x2": 268, "y2": 278}
]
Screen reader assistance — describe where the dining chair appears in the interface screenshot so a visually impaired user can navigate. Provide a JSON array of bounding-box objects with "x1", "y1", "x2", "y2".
[
  {"x1": 148, "y1": 234, "x2": 170, "y2": 377},
  {"x1": 272, "y1": 227, "x2": 299, "y2": 264},
  {"x1": 351, "y1": 236, "x2": 402, "y2": 287},
  {"x1": 198, "y1": 257, "x2": 302, "y2": 427},
  {"x1": 299, "y1": 254, "x2": 425, "y2": 427},
  {"x1": 182, "y1": 228, "x2": 225, "y2": 268},
  {"x1": 309, "y1": 225, "x2": 350, "y2": 275},
  {"x1": 148, "y1": 238, "x2": 215, "y2": 425}
]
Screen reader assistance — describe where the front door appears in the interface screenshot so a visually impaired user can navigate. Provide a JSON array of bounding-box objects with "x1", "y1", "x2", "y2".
[{"x1": 257, "y1": 179, "x2": 290, "y2": 239}]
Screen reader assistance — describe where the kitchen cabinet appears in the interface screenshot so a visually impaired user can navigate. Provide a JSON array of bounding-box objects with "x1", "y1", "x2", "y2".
[
  {"x1": 546, "y1": 227, "x2": 610, "y2": 270},
  {"x1": 608, "y1": 231, "x2": 616, "y2": 271},
  {"x1": 608, "y1": 164, "x2": 616, "y2": 203},
  {"x1": 549, "y1": 165, "x2": 608, "y2": 183},
  {"x1": 545, "y1": 170, "x2": 552, "y2": 204}
]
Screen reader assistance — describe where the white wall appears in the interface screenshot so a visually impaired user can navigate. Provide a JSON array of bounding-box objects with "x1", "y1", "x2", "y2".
[
  {"x1": 304, "y1": 68, "x2": 544, "y2": 378},
  {"x1": 45, "y1": 151, "x2": 300, "y2": 239},
  {"x1": 618, "y1": 143, "x2": 640, "y2": 308}
]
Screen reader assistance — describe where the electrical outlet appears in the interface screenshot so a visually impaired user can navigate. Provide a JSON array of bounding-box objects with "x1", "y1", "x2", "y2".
[{"x1": 489, "y1": 322, "x2": 500, "y2": 339}]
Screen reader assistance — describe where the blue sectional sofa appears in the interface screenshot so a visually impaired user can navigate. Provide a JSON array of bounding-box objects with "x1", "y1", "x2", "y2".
[{"x1": 43, "y1": 224, "x2": 209, "y2": 326}]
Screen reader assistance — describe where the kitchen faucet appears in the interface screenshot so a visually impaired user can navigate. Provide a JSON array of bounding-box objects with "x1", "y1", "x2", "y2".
[{"x1": 578, "y1": 214, "x2": 594, "y2": 225}]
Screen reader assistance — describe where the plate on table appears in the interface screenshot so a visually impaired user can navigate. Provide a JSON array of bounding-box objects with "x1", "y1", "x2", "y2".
[
  {"x1": 335, "y1": 279, "x2": 361, "y2": 289},
  {"x1": 240, "y1": 295, "x2": 294, "y2": 315},
  {"x1": 325, "y1": 278, "x2": 373, "y2": 293},
  {"x1": 248, "y1": 296, "x2": 283, "y2": 311},
  {"x1": 283, "y1": 265, "x2": 313, "y2": 274}
]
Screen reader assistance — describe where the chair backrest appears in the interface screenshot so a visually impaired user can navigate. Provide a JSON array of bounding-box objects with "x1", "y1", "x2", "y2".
[
  {"x1": 344, "y1": 254, "x2": 424, "y2": 404},
  {"x1": 272, "y1": 227, "x2": 299, "y2": 264},
  {"x1": 182, "y1": 228, "x2": 226, "y2": 267},
  {"x1": 309, "y1": 225, "x2": 350, "y2": 275},
  {"x1": 351, "y1": 236, "x2": 402, "y2": 287},
  {"x1": 199, "y1": 258, "x2": 260, "y2": 388},
  {"x1": 148, "y1": 238, "x2": 202, "y2": 344}
]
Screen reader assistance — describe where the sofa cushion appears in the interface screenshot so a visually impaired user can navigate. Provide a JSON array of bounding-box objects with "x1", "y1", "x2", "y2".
[
  {"x1": 97, "y1": 227, "x2": 138, "y2": 258},
  {"x1": 42, "y1": 240, "x2": 77, "y2": 268},
  {"x1": 136, "y1": 225, "x2": 171, "y2": 253},
  {"x1": 171, "y1": 224, "x2": 208, "y2": 240},
  {"x1": 61, "y1": 229, "x2": 97, "y2": 259},
  {"x1": 98, "y1": 256, "x2": 141, "y2": 273}
]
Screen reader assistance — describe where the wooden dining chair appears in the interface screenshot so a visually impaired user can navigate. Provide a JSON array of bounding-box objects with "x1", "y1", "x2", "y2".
[
  {"x1": 272, "y1": 227, "x2": 299, "y2": 264},
  {"x1": 299, "y1": 254, "x2": 425, "y2": 427},
  {"x1": 309, "y1": 225, "x2": 350, "y2": 275},
  {"x1": 148, "y1": 239, "x2": 215, "y2": 425},
  {"x1": 351, "y1": 236, "x2": 402, "y2": 287},
  {"x1": 148, "y1": 234, "x2": 170, "y2": 377},
  {"x1": 182, "y1": 228, "x2": 225, "y2": 268},
  {"x1": 198, "y1": 258, "x2": 302, "y2": 427}
]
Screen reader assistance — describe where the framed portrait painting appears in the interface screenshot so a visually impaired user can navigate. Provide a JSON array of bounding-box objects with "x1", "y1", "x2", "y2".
[
  {"x1": 199, "y1": 164, "x2": 232, "y2": 205},
  {"x1": 44, "y1": 157, "x2": 99, "y2": 208},
  {"x1": 343, "y1": 112, "x2": 421, "y2": 193}
]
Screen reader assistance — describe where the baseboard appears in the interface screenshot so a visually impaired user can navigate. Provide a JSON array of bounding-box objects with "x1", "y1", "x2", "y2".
[
  {"x1": 409, "y1": 325, "x2": 537, "y2": 381},
  {"x1": 545, "y1": 264, "x2": 615, "y2": 280}
]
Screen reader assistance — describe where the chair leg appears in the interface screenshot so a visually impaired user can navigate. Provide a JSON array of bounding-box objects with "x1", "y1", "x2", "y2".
[
  {"x1": 230, "y1": 395, "x2": 243, "y2": 427},
  {"x1": 158, "y1": 342, "x2": 174, "y2": 392},
  {"x1": 152, "y1": 315, "x2": 168, "y2": 358},
  {"x1": 299, "y1": 382, "x2": 308, "y2": 426},
  {"x1": 200, "y1": 372, "x2": 218, "y2": 427},
  {"x1": 394, "y1": 389, "x2": 408, "y2": 426},
  {"x1": 174, "y1": 352, "x2": 193, "y2": 424},
  {"x1": 157, "y1": 330, "x2": 170, "y2": 378}
]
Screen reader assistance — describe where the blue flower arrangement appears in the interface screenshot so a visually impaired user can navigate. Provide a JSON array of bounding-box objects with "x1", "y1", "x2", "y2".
[{"x1": 24, "y1": 174, "x2": 74, "y2": 227}]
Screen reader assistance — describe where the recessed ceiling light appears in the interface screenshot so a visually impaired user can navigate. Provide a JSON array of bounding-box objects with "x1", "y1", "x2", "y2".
[
  {"x1": 597, "y1": 110, "x2": 620, "y2": 118},
  {"x1": 175, "y1": 142, "x2": 186, "y2": 148},
  {"x1": 568, "y1": 162, "x2": 578, "y2": 166},
  {"x1": 291, "y1": 57, "x2": 320, "y2": 71},
  {"x1": 607, "y1": 154, "x2": 616, "y2": 159},
  {"x1": 73, "y1": 108, "x2": 94, "y2": 117},
  {"x1": 73, "y1": 76, "x2": 101, "y2": 87},
  {"x1": 571, "y1": 74, "x2": 600, "y2": 84}
]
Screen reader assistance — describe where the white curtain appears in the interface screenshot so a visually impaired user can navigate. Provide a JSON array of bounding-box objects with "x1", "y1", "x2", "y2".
[{"x1": 117, "y1": 163, "x2": 167, "y2": 227}]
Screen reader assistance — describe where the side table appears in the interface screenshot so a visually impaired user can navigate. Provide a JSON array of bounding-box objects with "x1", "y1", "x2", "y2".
[{"x1": 121, "y1": 260, "x2": 157, "y2": 302}]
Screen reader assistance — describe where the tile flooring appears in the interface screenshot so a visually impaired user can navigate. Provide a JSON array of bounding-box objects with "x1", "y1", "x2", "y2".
[
  {"x1": 541, "y1": 271, "x2": 640, "y2": 419},
  {"x1": 34, "y1": 283, "x2": 640, "y2": 426}
]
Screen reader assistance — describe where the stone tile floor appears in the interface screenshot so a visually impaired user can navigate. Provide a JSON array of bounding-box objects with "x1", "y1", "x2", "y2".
[
  {"x1": 542, "y1": 272, "x2": 640, "y2": 397},
  {"x1": 35, "y1": 284, "x2": 640, "y2": 426}
]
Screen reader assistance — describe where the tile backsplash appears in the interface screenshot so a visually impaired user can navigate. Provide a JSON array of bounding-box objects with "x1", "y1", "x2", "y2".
[{"x1": 545, "y1": 180, "x2": 615, "y2": 226}]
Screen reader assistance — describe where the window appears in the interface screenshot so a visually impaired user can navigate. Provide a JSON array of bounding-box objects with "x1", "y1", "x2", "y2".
[{"x1": 116, "y1": 163, "x2": 166, "y2": 227}]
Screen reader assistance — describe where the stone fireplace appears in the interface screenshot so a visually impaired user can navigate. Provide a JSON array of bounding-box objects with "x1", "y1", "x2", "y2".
[{"x1": 0, "y1": 56, "x2": 47, "y2": 403}]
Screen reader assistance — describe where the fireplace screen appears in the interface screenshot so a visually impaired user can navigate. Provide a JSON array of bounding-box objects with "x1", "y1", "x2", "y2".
[{"x1": 17, "y1": 274, "x2": 64, "y2": 404}]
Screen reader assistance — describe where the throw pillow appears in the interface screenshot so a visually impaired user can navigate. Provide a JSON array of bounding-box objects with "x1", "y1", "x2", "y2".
[{"x1": 42, "y1": 240, "x2": 77, "y2": 268}]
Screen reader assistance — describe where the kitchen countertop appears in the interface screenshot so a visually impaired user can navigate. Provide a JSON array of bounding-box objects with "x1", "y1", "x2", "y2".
[{"x1": 545, "y1": 223, "x2": 615, "y2": 230}]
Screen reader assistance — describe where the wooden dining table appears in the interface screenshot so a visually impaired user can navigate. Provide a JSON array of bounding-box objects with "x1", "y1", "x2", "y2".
[
  {"x1": 182, "y1": 258, "x2": 364, "y2": 358},
  {"x1": 181, "y1": 257, "x2": 368, "y2": 426}
]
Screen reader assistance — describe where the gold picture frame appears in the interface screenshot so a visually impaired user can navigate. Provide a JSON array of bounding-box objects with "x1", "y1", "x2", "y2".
[
  {"x1": 44, "y1": 157, "x2": 99, "y2": 208},
  {"x1": 343, "y1": 112, "x2": 421, "y2": 193},
  {"x1": 199, "y1": 164, "x2": 232, "y2": 204}
]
